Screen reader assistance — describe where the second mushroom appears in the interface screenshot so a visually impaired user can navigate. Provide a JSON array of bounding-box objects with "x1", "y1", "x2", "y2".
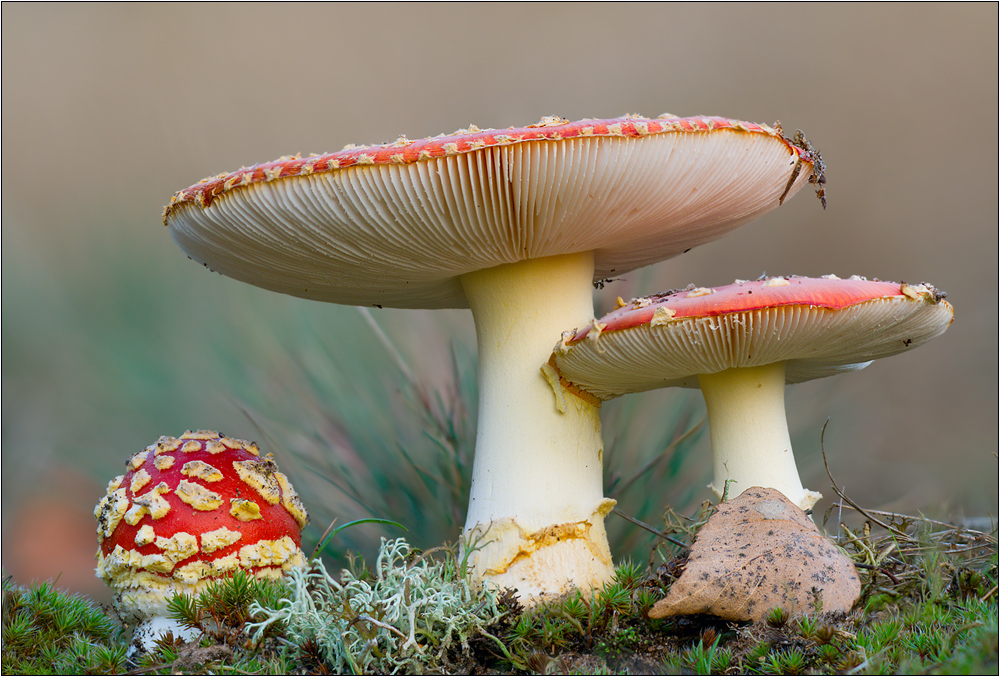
[{"x1": 551, "y1": 276, "x2": 955, "y2": 510}]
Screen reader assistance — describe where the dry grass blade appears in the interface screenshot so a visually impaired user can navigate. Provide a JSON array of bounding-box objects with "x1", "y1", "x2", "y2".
[
  {"x1": 611, "y1": 508, "x2": 688, "y2": 549},
  {"x1": 820, "y1": 419, "x2": 915, "y2": 542},
  {"x1": 609, "y1": 417, "x2": 705, "y2": 498}
]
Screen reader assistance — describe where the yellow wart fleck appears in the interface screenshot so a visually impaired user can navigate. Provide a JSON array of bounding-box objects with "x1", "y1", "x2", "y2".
[
  {"x1": 154, "y1": 455, "x2": 175, "y2": 471},
  {"x1": 155, "y1": 532, "x2": 199, "y2": 564},
  {"x1": 232, "y1": 459, "x2": 281, "y2": 505},
  {"x1": 128, "y1": 451, "x2": 149, "y2": 471},
  {"x1": 134, "y1": 524, "x2": 156, "y2": 547},
  {"x1": 176, "y1": 480, "x2": 224, "y2": 511},
  {"x1": 275, "y1": 473, "x2": 309, "y2": 528},
  {"x1": 230, "y1": 498, "x2": 263, "y2": 522},
  {"x1": 200, "y1": 527, "x2": 242, "y2": 554},
  {"x1": 181, "y1": 460, "x2": 224, "y2": 483},
  {"x1": 650, "y1": 306, "x2": 677, "y2": 326}
]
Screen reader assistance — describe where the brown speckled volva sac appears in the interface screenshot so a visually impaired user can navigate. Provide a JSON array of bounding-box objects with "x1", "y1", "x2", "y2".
[
  {"x1": 648, "y1": 487, "x2": 861, "y2": 622},
  {"x1": 94, "y1": 430, "x2": 309, "y2": 624}
]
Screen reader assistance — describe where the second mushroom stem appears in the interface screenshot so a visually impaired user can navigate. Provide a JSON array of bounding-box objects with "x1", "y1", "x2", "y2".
[
  {"x1": 459, "y1": 251, "x2": 616, "y2": 601},
  {"x1": 698, "y1": 362, "x2": 821, "y2": 511}
]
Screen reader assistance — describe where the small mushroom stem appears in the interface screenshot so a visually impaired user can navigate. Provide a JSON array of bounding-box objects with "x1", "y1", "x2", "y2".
[
  {"x1": 698, "y1": 362, "x2": 821, "y2": 511},
  {"x1": 132, "y1": 616, "x2": 199, "y2": 654},
  {"x1": 459, "y1": 251, "x2": 615, "y2": 601}
]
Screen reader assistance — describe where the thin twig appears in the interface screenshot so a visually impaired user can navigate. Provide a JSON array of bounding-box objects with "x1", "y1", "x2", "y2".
[
  {"x1": 354, "y1": 614, "x2": 413, "y2": 644},
  {"x1": 310, "y1": 517, "x2": 339, "y2": 560},
  {"x1": 820, "y1": 419, "x2": 910, "y2": 540},
  {"x1": 612, "y1": 508, "x2": 689, "y2": 549},
  {"x1": 410, "y1": 546, "x2": 451, "y2": 569},
  {"x1": 852, "y1": 562, "x2": 900, "y2": 585},
  {"x1": 611, "y1": 417, "x2": 705, "y2": 497},
  {"x1": 830, "y1": 502, "x2": 996, "y2": 535}
]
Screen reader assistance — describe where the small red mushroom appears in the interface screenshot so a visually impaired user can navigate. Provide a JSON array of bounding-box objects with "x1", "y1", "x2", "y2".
[{"x1": 94, "y1": 430, "x2": 308, "y2": 640}]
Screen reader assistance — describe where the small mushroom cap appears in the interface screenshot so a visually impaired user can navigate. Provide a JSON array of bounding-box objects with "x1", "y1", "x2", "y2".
[
  {"x1": 94, "y1": 431, "x2": 308, "y2": 623},
  {"x1": 164, "y1": 114, "x2": 818, "y2": 309},
  {"x1": 553, "y1": 276, "x2": 954, "y2": 399}
]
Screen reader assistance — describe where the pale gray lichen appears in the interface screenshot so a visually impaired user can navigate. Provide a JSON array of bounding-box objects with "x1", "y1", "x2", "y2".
[{"x1": 247, "y1": 538, "x2": 505, "y2": 674}]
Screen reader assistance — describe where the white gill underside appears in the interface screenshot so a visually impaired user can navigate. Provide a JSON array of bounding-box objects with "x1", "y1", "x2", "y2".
[
  {"x1": 168, "y1": 132, "x2": 808, "y2": 309},
  {"x1": 555, "y1": 298, "x2": 954, "y2": 399}
]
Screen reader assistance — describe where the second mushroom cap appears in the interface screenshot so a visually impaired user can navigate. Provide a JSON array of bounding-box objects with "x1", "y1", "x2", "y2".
[{"x1": 553, "y1": 275, "x2": 954, "y2": 397}]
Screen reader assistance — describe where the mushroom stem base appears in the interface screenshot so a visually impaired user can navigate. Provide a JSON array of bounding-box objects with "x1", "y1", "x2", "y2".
[
  {"x1": 699, "y1": 363, "x2": 821, "y2": 511},
  {"x1": 131, "y1": 616, "x2": 200, "y2": 654},
  {"x1": 460, "y1": 252, "x2": 615, "y2": 599},
  {"x1": 464, "y1": 498, "x2": 617, "y2": 604}
]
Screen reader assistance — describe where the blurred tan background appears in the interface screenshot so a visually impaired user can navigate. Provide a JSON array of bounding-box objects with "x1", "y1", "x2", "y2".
[{"x1": 3, "y1": 3, "x2": 997, "y2": 602}]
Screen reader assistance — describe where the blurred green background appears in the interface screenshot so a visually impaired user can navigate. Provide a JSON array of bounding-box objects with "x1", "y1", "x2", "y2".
[{"x1": 3, "y1": 4, "x2": 996, "y2": 603}]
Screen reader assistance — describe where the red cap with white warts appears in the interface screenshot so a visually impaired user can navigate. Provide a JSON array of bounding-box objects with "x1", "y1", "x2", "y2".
[
  {"x1": 95, "y1": 431, "x2": 309, "y2": 624},
  {"x1": 163, "y1": 114, "x2": 822, "y2": 310},
  {"x1": 553, "y1": 275, "x2": 954, "y2": 398}
]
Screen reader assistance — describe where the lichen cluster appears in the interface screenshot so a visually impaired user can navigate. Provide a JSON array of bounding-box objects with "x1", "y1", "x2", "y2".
[{"x1": 247, "y1": 538, "x2": 505, "y2": 673}]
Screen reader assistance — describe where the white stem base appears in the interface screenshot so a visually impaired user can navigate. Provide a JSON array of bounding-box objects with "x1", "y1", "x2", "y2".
[
  {"x1": 698, "y1": 363, "x2": 821, "y2": 511},
  {"x1": 130, "y1": 615, "x2": 200, "y2": 655},
  {"x1": 459, "y1": 252, "x2": 615, "y2": 601}
]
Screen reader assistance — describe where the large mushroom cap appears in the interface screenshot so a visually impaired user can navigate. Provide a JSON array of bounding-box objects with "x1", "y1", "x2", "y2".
[
  {"x1": 553, "y1": 276, "x2": 955, "y2": 399},
  {"x1": 164, "y1": 114, "x2": 819, "y2": 309}
]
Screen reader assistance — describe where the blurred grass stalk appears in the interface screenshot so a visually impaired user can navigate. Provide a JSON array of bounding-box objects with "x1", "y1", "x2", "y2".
[{"x1": 2, "y1": 224, "x2": 708, "y2": 583}]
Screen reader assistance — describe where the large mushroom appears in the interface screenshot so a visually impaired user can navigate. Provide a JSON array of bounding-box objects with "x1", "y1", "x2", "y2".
[
  {"x1": 95, "y1": 431, "x2": 309, "y2": 643},
  {"x1": 163, "y1": 114, "x2": 821, "y2": 600},
  {"x1": 551, "y1": 276, "x2": 955, "y2": 510}
]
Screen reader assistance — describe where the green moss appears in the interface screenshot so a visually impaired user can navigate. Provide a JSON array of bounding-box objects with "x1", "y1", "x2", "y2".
[
  {"x1": 2, "y1": 578, "x2": 125, "y2": 675},
  {"x1": 3, "y1": 504, "x2": 997, "y2": 675}
]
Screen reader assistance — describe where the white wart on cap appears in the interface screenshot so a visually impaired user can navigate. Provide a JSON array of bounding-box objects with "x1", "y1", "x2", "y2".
[
  {"x1": 552, "y1": 276, "x2": 955, "y2": 510},
  {"x1": 164, "y1": 115, "x2": 821, "y2": 601}
]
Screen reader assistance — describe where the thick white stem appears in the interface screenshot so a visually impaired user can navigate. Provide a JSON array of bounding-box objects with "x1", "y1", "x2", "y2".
[
  {"x1": 459, "y1": 252, "x2": 615, "y2": 601},
  {"x1": 698, "y1": 363, "x2": 821, "y2": 511}
]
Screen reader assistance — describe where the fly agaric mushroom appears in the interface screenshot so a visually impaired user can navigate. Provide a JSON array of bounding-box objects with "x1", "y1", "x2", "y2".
[
  {"x1": 551, "y1": 276, "x2": 954, "y2": 510},
  {"x1": 94, "y1": 431, "x2": 308, "y2": 642},
  {"x1": 163, "y1": 114, "x2": 821, "y2": 601}
]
